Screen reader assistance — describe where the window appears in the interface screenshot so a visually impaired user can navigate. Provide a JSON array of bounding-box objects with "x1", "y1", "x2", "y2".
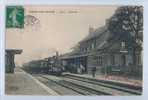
[
  {"x1": 137, "y1": 54, "x2": 142, "y2": 65},
  {"x1": 120, "y1": 41, "x2": 128, "y2": 53},
  {"x1": 91, "y1": 43, "x2": 95, "y2": 49},
  {"x1": 111, "y1": 55, "x2": 115, "y2": 65},
  {"x1": 121, "y1": 42, "x2": 125, "y2": 47},
  {"x1": 121, "y1": 55, "x2": 126, "y2": 66},
  {"x1": 121, "y1": 41, "x2": 126, "y2": 50},
  {"x1": 98, "y1": 56, "x2": 103, "y2": 66}
]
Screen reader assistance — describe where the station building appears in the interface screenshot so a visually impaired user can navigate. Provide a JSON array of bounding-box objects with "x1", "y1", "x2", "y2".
[{"x1": 61, "y1": 26, "x2": 142, "y2": 76}]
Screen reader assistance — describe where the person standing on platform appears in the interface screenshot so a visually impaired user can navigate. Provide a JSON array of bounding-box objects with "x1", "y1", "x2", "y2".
[{"x1": 92, "y1": 66, "x2": 96, "y2": 78}]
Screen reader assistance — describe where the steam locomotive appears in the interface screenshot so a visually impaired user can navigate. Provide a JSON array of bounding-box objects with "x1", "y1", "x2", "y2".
[{"x1": 23, "y1": 55, "x2": 64, "y2": 76}]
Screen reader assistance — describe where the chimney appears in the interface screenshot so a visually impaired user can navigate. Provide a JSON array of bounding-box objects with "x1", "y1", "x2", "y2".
[
  {"x1": 105, "y1": 19, "x2": 110, "y2": 28},
  {"x1": 89, "y1": 25, "x2": 94, "y2": 34},
  {"x1": 56, "y1": 51, "x2": 59, "y2": 57}
]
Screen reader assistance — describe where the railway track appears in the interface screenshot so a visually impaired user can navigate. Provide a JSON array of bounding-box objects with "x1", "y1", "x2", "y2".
[
  {"x1": 41, "y1": 75, "x2": 110, "y2": 95},
  {"x1": 33, "y1": 74, "x2": 142, "y2": 95},
  {"x1": 33, "y1": 75, "x2": 81, "y2": 95},
  {"x1": 62, "y1": 74, "x2": 142, "y2": 95}
]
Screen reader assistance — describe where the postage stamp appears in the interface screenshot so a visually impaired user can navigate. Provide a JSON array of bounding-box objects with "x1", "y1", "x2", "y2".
[{"x1": 6, "y1": 6, "x2": 24, "y2": 28}]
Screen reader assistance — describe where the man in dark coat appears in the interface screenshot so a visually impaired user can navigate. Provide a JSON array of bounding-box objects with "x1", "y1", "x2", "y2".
[{"x1": 92, "y1": 66, "x2": 96, "y2": 78}]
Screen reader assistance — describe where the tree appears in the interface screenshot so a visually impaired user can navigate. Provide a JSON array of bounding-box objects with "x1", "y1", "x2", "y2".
[
  {"x1": 107, "y1": 6, "x2": 143, "y2": 65},
  {"x1": 108, "y1": 6, "x2": 143, "y2": 43}
]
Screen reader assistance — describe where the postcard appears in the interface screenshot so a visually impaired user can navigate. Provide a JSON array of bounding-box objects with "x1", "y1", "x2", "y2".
[{"x1": 5, "y1": 5, "x2": 143, "y2": 96}]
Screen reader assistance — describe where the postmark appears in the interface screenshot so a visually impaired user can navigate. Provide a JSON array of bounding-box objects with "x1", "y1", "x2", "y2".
[
  {"x1": 24, "y1": 15, "x2": 41, "y2": 31},
  {"x1": 24, "y1": 15, "x2": 40, "y2": 26}
]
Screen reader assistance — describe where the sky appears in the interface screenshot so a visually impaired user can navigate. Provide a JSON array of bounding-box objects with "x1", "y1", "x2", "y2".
[{"x1": 6, "y1": 5, "x2": 118, "y2": 66}]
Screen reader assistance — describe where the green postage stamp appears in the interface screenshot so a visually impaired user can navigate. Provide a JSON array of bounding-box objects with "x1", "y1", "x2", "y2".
[{"x1": 6, "y1": 6, "x2": 24, "y2": 28}]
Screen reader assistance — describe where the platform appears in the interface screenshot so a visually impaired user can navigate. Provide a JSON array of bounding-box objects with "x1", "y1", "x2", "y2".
[
  {"x1": 63, "y1": 72, "x2": 142, "y2": 87},
  {"x1": 5, "y1": 67, "x2": 58, "y2": 95}
]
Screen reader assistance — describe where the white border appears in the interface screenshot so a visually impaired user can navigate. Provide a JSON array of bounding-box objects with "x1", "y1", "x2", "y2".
[
  {"x1": 1, "y1": 0, "x2": 148, "y2": 100},
  {"x1": 4, "y1": 0, "x2": 144, "y2": 5},
  {"x1": 0, "y1": 2, "x2": 5, "y2": 100}
]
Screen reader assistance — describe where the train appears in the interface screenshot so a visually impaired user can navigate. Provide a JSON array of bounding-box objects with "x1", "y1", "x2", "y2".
[{"x1": 22, "y1": 55, "x2": 64, "y2": 76}]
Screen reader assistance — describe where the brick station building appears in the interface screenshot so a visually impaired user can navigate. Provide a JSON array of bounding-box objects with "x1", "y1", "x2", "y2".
[
  {"x1": 5, "y1": 49, "x2": 22, "y2": 73},
  {"x1": 61, "y1": 26, "x2": 142, "y2": 76}
]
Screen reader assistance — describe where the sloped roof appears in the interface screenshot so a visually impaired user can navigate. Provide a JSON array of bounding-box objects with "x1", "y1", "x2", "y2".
[
  {"x1": 60, "y1": 51, "x2": 80, "y2": 59},
  {"x1": 79, "y1": 26, "x2": 108, "y2": 43}
]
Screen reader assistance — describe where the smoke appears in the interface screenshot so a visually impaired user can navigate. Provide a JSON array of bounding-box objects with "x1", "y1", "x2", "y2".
[{"x1": 14, "y1": 48, "x2": 58, "y2": 66}]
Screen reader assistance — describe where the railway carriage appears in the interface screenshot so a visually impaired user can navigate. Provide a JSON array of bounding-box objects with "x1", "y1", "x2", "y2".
[{"x1": 23, "y1": 55, "x2": 64, "y2": 75}]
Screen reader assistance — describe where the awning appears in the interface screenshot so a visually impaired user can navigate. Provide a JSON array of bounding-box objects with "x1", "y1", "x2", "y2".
[
  {"x1": 5, "y1": 49, "x2": 23, "y2": 54},
  {"x1": 61, "y1": 53, "x2": 88, "y2": 59},
  {"x1": 61, "y1": 51, "x2": 101, "y2": 60}
]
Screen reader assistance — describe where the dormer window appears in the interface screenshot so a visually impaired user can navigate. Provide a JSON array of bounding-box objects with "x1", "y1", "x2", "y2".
[
  {"x1": 120, "y1": 41, "x2": 128, "y2": 53},
  {"x1": 121, "y1": 41, "x2": 125, "y2": 48}
]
